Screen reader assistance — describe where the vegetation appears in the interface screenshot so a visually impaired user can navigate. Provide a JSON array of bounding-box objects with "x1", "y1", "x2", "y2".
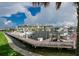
[{"x1": 0, "y1": 32, "x2": 21, "y2": 56}]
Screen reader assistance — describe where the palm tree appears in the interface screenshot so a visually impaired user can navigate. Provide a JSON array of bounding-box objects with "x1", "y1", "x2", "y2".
[
  {"x1": 32, "y1": 2, "x2": 79, "y2": 55},
  {"x1": 32, "y1": 2, "x2": 61, "y2": 9},
  {"x1": 76, "y1": 2, "x2": 79, "y2": 55}
]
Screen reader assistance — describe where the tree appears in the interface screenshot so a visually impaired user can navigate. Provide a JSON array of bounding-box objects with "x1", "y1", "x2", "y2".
[
  {"x1": 32, "y1": 2, "x2": 79, "y2": 55},
  {"x1": 76, "y1": 2, "x2": 79, "y2": 56},
  {"x1": 32, "y1": 2, "x2": 61, "y2": 9}
]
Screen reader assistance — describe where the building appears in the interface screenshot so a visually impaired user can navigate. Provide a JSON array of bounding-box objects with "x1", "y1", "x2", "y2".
[{"x1": 16, "y1": 25, "x2": 77, "y2": 41}]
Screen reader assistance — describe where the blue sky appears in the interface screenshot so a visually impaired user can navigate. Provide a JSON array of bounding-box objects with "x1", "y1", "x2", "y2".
[
  {"x1": 1, "y1": 7, "x2": 41, "y2": 26},
  {"x1": 0, "y1": 2, "x2": 77, "y2": 29},
  {"x1": 2, "y1": 12, "x2": 26, "y2": 25},
  {"x1": 28, "y1": 7, "x2": 41, "y2": 16}
]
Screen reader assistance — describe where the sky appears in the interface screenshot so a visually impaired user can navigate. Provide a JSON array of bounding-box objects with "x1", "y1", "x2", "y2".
[{"x1": 0, "y1": 2, "x2": 77, "y2": 29}]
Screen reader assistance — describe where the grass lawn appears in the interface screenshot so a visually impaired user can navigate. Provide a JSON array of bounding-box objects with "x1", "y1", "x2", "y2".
[{"x1": 0, "y1": 32, "x2": 22, "y2": 56}]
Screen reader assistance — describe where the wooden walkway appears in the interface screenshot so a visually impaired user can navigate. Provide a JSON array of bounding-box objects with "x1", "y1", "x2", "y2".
[{"x1": 6, "y1": 32, "x2": 75, "y2": 49}]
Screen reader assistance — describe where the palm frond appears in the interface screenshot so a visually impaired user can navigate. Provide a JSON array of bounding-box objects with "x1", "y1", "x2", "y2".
[
  {"x1": 32, "y1": 2, "x2": 49, "y2": 7},
  {"x1": 56, "y1": 2, "x2": 61, "y2": 10}
]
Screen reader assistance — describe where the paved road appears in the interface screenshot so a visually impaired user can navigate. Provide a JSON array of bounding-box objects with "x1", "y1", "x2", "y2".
[
  {"x1": 6, "y1": 34, "x2": 41, "y2": 56},
  {"x1": 7, "y1": 33, "x2": 75, "y2": 49},
  {"x1": 6, "y1": 35, "x2": 76, "y2": 56}
]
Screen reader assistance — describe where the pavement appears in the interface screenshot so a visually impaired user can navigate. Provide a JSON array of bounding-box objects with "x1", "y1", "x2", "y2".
[{"x1": 4, "y1": 33, "x2": 41, "y2": 56}]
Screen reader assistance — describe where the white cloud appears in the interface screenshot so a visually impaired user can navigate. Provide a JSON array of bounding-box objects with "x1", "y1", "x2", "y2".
[
  {"x1": 4, "y1": 20, "x2": 12, "y2": 25},
  {"x1": 0, "y1": 2, "x2": 29, "y2": 16},
  {"x1": 0, "y1": 2, "x2": 32, "y2": 28},
  {"x1": 0, "y1": 2, "x2": 33, "y2": 17},
  {"x1": 0, "y1": 2, "x2": 77, "y2": 28},
  {"x1": 0, "y1": 18, "x2": 15, "y2": 29},
  {"x1": 24, "y1": 2, "x2": 77, "y2": 27}
]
